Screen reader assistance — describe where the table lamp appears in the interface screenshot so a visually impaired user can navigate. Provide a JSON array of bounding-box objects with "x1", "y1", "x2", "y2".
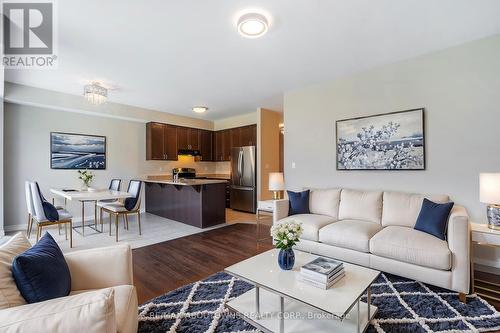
[
  {"x1": 480, "y1": 173, "x2": 500, "y2": 230},
  {"x1": 269, "y1": 172, "x2": 285, "y2": 200}
]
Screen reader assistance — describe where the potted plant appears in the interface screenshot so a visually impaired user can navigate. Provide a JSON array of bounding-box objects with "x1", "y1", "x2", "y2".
[
  {"x1": 270, "y1": 221, "x2": 303, "y2": 270},
  {"x1": 77, "y1": 169, "x2": 94, "y2": 191}
]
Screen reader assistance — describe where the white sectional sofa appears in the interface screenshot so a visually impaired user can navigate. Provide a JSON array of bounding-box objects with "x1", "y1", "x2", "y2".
[{"x1": 273, "y1": 188, "x2": 470, "y2": 296}]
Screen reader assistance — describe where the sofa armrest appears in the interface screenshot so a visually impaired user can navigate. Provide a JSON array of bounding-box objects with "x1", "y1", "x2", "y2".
[
  {"x1": 0, "y1": 288, "x2": 116, "y2": 332},
  {"x1": 65, "y1": 244, "x2": 133, "y2": 291},
  {"x1": 273, "y1": 199, "x2": 289, "y2": 225},
  {"x1": 447, "y1": 205, "x2": 470, "y2": 293}
]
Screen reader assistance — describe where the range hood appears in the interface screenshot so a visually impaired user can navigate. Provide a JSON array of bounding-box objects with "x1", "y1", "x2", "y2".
[{"x1": 177, "y1": 149, "x2": 200, "y2": 156}]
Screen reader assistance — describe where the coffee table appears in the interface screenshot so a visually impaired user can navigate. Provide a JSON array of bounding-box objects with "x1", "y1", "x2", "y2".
[{"x1": 225, "y1": 249, "x2": 379, "y2": 333}]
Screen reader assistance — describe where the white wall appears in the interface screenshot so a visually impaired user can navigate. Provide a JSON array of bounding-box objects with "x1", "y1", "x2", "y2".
[
  {"x1": 3, "y1": 103, "x2": 216, "y2": 231},
  {"x1": 5, "y1": 82, "x2": 214, "y2": 130},
  {"x1": 0, "y1": 67, "x2": 4, "y2": 235},
  {"x1": 284, "y1": 34, "x2": 500, "y2": 268},
  {"x1": 213, "y1": 112, "x2": 257, "y2": 130}
]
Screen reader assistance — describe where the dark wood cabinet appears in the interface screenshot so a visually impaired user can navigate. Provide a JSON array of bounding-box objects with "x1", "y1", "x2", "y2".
[
  {"x1": 164, "y1": 125, "x2": 178, "y2": 160},
  {"x1": 147, "y1": 122, "x2": 256, "y2": 162},
  {"x1": 146, "y1": 122, "x2": 177, "y2": 160},
  {"x1": 176, "y1": 127, "x2": 189, "y2": 150},
  {"x1": 199, "y1": 130, "x2": 213, "y2": 161},
  {"x1": 188, "y1": 128, "x2": 200, "y2": 150},
  {"x1": 146, "y1": 122, "x2": 164, "y2": 160},
  {"x1": 230, "y1": 127, "x2": 241, "y2": 148},
  {"x1": 214, "y1": 131, "x2": 223, "y2": 161},
  {"x1": 214, "y1": 130, "x2": 232, "y2": 161},
  {"x1": 222, "y1": 130, "x2": 231, "y2": 161},
  {"x1": 240, "y1": 125, "x2": 257, "y2": 146},
  {"x1": 177, "y1": 127, "x2": 199, "y2": 150}
]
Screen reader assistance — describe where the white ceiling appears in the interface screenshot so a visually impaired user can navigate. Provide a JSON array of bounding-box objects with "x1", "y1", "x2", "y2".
[{"x1": 6, "y1": 0, "x2": 500, "y2": 120}]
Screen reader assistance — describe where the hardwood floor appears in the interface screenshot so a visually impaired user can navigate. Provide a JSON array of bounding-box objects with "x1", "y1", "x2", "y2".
[
  {"x1": 133, "y1": 223, "x2": 272, "y2": 304},
  {"x1": 133, "y1": 221, "x2": 500, "y2": 312},
  {"x1": 225, "y1": 208, "x2": 259, "y2": 224}
]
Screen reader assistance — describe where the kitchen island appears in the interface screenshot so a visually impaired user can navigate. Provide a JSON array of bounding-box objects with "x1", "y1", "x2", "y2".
[{"x1": 143, "y1": 177, "x2": 228, "y2": 228}]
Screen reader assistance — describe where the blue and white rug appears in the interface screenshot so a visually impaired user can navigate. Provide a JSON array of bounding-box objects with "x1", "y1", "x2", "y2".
[{"x1": 138, "y1": 272, "x2": 500, "y2": 333}]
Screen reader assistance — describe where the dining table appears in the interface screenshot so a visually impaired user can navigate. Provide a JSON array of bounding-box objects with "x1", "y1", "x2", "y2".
[{"x1": 50, "y1": 188, "x2": 133, "y2": 235}]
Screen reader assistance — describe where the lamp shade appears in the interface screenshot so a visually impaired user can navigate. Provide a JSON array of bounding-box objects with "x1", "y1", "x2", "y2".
[
  {"x1": 480, "y1": 173, "x2": 500, "y2": 204},
  {"x1": 269, "y1": 172, "x2": 285, "y2": 191}
]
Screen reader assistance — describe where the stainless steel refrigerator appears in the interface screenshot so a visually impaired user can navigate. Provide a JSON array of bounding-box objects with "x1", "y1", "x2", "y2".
[{"x1": 230, "y1": 146, "x2": 256, "y2": 213}]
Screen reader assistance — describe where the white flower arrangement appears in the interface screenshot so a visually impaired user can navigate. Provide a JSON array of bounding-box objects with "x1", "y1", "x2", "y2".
[{"x1": 270, "y1": 221, "x2": 304, "y2": 250}]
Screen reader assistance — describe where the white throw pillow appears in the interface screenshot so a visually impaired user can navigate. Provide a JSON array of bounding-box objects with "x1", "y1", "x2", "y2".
[
  {"x1": 0, "y1": 288, "x2": 116, "y2": 332},
  {"x1": 338, "y1": 189, "x2": 383, "y2": 224},
  {"x1": 0, "y1": 233, "x2": 32, "y2": 309},
  {"x1": 308, "y1": 188, "x2": 341, "y2": 219},
  {"x1": 382, "y1": 191, "x2": 450, "y2": 228}
]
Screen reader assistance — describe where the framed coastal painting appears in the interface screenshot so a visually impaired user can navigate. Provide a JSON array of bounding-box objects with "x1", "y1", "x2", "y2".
[
  {"x1": 336, "y1": 108, "x2": 425, "y2": 170},
  {"x1": 50, "y1": 132, "x2": 106, "y2": 169}
]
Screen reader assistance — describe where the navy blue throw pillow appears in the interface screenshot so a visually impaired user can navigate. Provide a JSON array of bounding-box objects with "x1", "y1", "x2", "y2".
[
  {"x1": 414, "y1": 198, "x2": 454, "y2": 240},
  {"x1": 42, "y1": 201, "x2": 59, "y2": 221},
  {"x1": 12, "y1": 232, "x2": 71, "y2": 303},
  {"x1": 287, "y1": 190, "x2": 310, "y2": 216}
]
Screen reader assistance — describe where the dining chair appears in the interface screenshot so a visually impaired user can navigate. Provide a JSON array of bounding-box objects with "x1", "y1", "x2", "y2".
[
  {"x1": 25, "y1": 181, "x2": 35, "y2": 238},
  {"x1": 109, "y1": 179, "x2": 121, "y2": 191},
  {"x1": 98, "y1": 180, "x2": 142, "y2": 242},
  {"x1": 25, "y1": 181, "x2": 66, "y2": 238},
  {"x1": 30, "y1": 182, "x2": 74, "y2": 247},
  {"x1": 96, "y1": 179, "x2": 123, "y2": 229}
]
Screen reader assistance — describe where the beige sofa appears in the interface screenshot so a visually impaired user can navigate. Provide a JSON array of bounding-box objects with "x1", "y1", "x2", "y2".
[
  {"x1": 273, "y1": 188, "x2": 470, "y2": 296},
  {"x1": 0, "y1": 233, "x2": 138, "y2": 333}
]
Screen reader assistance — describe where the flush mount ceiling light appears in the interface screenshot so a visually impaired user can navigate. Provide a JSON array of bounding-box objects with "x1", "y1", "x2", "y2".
[
  {"x1": 192, "y1": 106, "x2": 208, "y2": 113},
  {"x1": 84, "y1": 82, "x2": 107, "y2": 105},
  {"x1": 237, "y1": 13, "x2": 269, "y2": 38}
]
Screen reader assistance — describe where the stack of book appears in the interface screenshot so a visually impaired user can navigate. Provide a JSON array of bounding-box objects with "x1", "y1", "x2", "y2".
[{"x1": 300, "y1": 257, "x2": 345, "y2": 289}]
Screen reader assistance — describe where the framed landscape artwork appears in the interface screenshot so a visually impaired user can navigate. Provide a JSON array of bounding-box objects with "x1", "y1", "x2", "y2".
[
  {"x1": 336, "y1": 108, "x2": 425, "y2": 170},
  {"x1": 50, "y1": 132, "x2": 106, "y2": 169}
]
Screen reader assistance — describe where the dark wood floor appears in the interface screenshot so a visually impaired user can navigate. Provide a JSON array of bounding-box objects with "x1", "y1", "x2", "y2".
[
  {"x1": 133, "y1": 222, "x2": 500, "y2": 311},
  {"x1": 133, "y1": 223, "x2": 272, "y2": 303}
]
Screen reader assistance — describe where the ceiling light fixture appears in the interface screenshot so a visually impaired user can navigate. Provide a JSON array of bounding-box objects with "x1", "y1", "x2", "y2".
[
  {"x1": 237, "y1": 13, "x2": 269, "y2": 38},
  {"x1": 84, "y1": 82, "x2": 107, "y2": 105},
  {"x1": 192, "y1": 106, "x2": 208, "y2": 113}
]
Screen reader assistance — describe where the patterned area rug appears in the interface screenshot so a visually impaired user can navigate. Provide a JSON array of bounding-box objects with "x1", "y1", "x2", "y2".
[{"x1": 138, "y1": 272, "x2": 500, "y2": 333}]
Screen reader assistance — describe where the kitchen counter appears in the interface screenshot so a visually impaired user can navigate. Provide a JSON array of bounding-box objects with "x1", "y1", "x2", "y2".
[
  {"x1": 144, "y1": 177, "x2": 226, "y2": 228},
  {"x1": 143, "y1": 178, "x2": 227, "y2": 186},
  {"x1": 197, "y1": 174, "x2": 231, "y2": 180}
]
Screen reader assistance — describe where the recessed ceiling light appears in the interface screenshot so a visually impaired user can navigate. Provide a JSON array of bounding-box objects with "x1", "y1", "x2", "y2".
[
  {"x1": 237, "y1": 13, "x2": 269, "y2": 39},
  {"x1": 192, "y1": 106, "x2": 208, "y2": 113}
]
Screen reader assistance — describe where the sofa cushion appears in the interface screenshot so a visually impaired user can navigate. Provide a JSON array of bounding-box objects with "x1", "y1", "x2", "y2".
[
  {"x1": 0, "y1": 288, "x2": 116, "y2": 332},
  {"x1": 71, "y1": 285, "x2": 138, "y2": 333},
  {"x1": 319, "y1": 219, "x2": 383, "y2": 253},
  {"x1": 338, "y1": 189, "x2": 383, "y2": 224},
  {"x1": 12, "y1": 232, "x2": 71, "y2": 303},
  {"x1": 414, "y1": 199, "x2": 454, "y2": 240},
  {"x1": 0, "y1": 233, "x2": 31, "y2": 310},
  {"x1": 382, "y1": 191, "x2": 450, "y2": 228},
  {"x1": 287, "y1": 190, "x2": 310, "y2": 215},
  {"x1": 278, "y1": 214, "x2": 335, "y2": 242},
  {"x1": 309, "y1": 188, "x2": 341, "y2": 219},
  {"x1": 370, "y1": 226, "x2": 451, "y2": 270}
]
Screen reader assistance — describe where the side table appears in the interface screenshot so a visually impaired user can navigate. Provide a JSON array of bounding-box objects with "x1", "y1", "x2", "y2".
[
  {"x1": 256, "y1": 200, "x2": 274, "y2": 242},
  {"x1": 471, "y1": 222, "x2": 500, "y2": 302}
]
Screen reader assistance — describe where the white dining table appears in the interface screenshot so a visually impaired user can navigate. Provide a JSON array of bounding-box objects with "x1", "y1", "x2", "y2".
[{"x1": 50, "y1": 188, "x2": 133, "y2": 235}]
